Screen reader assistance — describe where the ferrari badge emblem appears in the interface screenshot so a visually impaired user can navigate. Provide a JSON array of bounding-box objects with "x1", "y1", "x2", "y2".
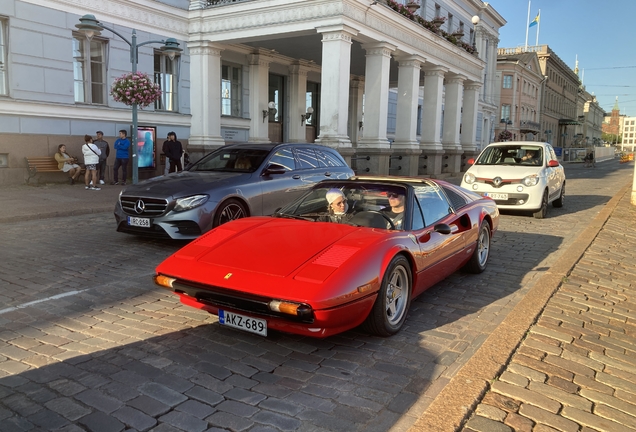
[{"x1": 224, "y1": 273, "x2": 232, "y2": 279}]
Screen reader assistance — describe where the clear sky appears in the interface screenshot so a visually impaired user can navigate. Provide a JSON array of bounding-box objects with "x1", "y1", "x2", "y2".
[{"x1": 486, "y1": 0, "x2": 636, "y2": 117}]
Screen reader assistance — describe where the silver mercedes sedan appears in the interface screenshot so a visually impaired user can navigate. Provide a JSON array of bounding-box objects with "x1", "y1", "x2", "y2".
[{"x1": 114, "y1": 143, "x2": 354, "y2": 239}]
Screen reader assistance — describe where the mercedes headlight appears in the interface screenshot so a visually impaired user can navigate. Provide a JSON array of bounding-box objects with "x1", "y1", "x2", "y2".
[
  {"x1": 174, "y1": 195, "x2": 209, "y2": 211},
  {"x1": 463, "y1": 172, "x2": 476, "y2": 184},
  {"x1": 522, "y1": 175, "x2": 539, "y2": 187}
]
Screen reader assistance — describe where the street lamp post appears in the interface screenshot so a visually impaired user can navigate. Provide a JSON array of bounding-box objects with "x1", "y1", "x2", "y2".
[{"x1": 75, "y1": 15, "x2": 182, "y2": 184}]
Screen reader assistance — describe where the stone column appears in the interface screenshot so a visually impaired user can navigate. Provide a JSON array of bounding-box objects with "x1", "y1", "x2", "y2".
[
  {"x1": 288, "y1": 62, "x2": 310, "y2": 143},
  {"x1": 356, "y1": 42, "x2": 395, "y2": 175},
  {"x1": 392, "y1": 55, "x2": 425, "y2": 177},
  {"x1": 248, "y1": 53, "x2": 272, "y2": 144},
  {"x1": 461, "y1": 82, "x2": 482, "y2": 168},
  {"x1": 419, "y1": 67, "x2": 447, "y2": 176},
  {"x1": 442, "y1": 74, "x2": 465, "y2": 173},
  {"x1": 315, "y1": 25, "x2": 356, "y2": 153},
  {"x1": 187, "y1": 40, "x2": 226, "y2": 161}
]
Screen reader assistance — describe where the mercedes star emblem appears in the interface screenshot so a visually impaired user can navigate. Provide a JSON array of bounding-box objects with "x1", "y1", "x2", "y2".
[{"x1": 134, "y1": 199, "x2": 146, "y2": 214}]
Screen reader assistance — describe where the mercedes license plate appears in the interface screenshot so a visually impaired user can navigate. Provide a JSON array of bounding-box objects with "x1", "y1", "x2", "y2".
[
  {"x1": 127, "y1": 216, "x2": 150, "y2": 228},
  {"x1": 484, "y1": 193, "x2": 508, "y2": 200},
  {"x1": 219, "y1": 310, "x2": 267, "y2": 336}
]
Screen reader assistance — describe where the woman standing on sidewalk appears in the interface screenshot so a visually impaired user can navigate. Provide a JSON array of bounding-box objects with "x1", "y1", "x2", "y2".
[
  {"x1": 54, "y1": 144, "x2": 82, "y2": 184},
  {"x1": 82, "y1": 135, "x2": 101, "y2": 190}
]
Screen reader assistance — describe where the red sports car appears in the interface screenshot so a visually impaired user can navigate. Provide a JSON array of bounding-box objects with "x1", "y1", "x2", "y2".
[{"x1": 154, "y1": 177, "x2": 499, "y2": 338}]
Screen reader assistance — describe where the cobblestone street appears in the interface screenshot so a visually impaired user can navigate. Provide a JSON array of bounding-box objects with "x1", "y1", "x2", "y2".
[{"x1": 0, "y1": 160, "x2": 633, "y2": 431}]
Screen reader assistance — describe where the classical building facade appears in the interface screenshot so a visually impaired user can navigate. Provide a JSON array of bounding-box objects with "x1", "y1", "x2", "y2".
[
  {"x1": 0, "y1": 0, "x2": 505, "y2": 184},
  {"x1": 494, "y1": 50, "x2": 543, "y2": 142}
]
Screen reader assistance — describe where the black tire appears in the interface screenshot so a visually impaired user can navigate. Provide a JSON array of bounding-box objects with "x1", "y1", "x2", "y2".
[
  {"x1": 464, "y1": 221, "x2": 491, "y2": 274},
  {"x1": 552, "y1": 183, "x2": 565, "y2": 208},
  {"x1": 533, "y1": 190, "x2": 548, "y2": 219},
  {"x1": 363, "y1": 255, "x2": 412, "y2": 336},
  {"x1": 214, "y1": 199, "x2": 247, "y2": 227}
]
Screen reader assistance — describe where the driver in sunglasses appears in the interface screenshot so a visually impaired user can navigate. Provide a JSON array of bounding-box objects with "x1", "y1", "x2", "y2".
[{"x1": 381, "y1": 191, "x2": 405, "y2": 229}]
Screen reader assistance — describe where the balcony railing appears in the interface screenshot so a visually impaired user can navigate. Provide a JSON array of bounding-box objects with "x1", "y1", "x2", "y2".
[{"x1": 520, "y1": 120, "x2": 541, "y2": 131}]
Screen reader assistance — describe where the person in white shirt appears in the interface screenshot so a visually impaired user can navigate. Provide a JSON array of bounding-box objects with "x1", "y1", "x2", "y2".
[{"x1": 82, "y1": 134, "x2": 102, "y2": 190}]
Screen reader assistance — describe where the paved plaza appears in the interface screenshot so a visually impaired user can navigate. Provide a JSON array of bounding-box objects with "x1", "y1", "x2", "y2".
[{"x1": 0, "y1": 160, "x2": 635, "y2": 432}]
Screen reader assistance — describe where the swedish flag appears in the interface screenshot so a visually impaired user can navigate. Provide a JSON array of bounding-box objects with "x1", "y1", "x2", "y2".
[{"x1": 529, "y1": 11, "x2": 540, "y2": 28}]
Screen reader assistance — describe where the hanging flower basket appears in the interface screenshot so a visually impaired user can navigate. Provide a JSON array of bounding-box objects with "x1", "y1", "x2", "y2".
[
  {"x1": 110, "y1": 72, "x2": 162, "y2": 108},
  {"x1": 498, "y1": 130, "x2": 512, "y2": 141}
]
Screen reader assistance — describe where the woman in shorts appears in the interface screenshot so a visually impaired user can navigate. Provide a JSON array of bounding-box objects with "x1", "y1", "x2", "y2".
[{"x1": 82, "y1": 135, "x2": 102, "y2": 190}]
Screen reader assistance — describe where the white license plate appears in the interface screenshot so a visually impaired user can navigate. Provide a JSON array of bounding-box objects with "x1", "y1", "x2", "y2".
[
  {"x1": 484, "y1": 193, "x2": 508, "y2": 200},
  {"x1": 219, "y1": 310, "x2": 267, "y2": 336},
  {"x1": 127, "y1": 216, "x2": 150, "y2": 227}
]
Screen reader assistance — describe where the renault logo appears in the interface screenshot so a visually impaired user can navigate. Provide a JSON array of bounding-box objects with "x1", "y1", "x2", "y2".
[
  {"x1": 134, "y1": 200, "x2": 146, "y2": 214},
  {"x1": 493, "y1": 177, "x2": 502, "y2": 188}
]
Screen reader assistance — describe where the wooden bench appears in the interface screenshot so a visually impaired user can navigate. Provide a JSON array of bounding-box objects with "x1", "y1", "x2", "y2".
[{"x1": 25, "y1": 157, "x2": 84, "y2": 183}]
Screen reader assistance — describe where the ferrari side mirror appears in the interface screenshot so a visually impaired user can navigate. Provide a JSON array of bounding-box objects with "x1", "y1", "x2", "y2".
[{"x1": 433, "y1": 223, "x2": 452, "y2": 235}]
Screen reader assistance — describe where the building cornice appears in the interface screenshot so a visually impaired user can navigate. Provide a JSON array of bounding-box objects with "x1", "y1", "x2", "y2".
[
  {"x1": 0, "y1": 99, "x2": 191, "y2": 128},
  {"x1": 21, "y1": 0, "x2": 189, "y2": 38},
  {"x1": 189, "y1": 0, "x2": 483, "y2": 81}
]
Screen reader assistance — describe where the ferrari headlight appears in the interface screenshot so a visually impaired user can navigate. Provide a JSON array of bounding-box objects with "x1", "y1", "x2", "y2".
[
  {"x1": 154, "y1": 274, "x2": 176, "y2": 288},
  {"x1": 268, "y1": 300, "x2": 313, "y2": 319},
  {"x1": 463, "y1": 172, "x2": 476, "y2": 184},
  {"x1": 174, "y1": 195, "x2": 209, "y2": 212}
]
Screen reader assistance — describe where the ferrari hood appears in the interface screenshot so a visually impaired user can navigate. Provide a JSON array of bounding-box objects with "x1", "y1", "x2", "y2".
[{"x1": 175, "y1": 218, "x2": 366, "y2": 278}]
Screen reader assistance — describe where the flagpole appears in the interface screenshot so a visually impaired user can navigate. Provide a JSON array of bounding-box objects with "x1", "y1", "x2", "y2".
[
  {"x1": 524, "y1": 0, "x2": 531, "y2": 51},
  {"x1": 535, "y1": 9, "x2": 540, "y2": 46}
]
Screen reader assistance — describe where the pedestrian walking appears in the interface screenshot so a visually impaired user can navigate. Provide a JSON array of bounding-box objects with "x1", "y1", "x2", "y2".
[
  {"x1": 93, "y1": 131, "x2": 110, "y2": 185},
  {"x1": 112, "y1": 129, "x2": 130, "y2": 185},
  {"x1": 162, "y1": 134, "x2": 170, "y2": 175},
  {"x1": 82, "y1": 135, "x2": 101, "y2": 190},
  {"x1": 165, "y1": 131, "x2": 183, "y2": 173}
]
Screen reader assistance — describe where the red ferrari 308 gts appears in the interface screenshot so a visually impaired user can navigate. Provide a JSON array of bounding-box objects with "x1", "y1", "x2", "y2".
[{"x1": 154, "y1": 176, "x2": 499, "y2": 338}]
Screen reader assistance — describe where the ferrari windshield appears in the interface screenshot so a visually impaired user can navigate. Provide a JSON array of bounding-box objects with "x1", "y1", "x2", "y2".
[
  {"x1": 475, "y1": 145, "x2": 543, "y2": 166},
  {"x1": 187, "y1": 148, "x2": 270, "y2": 173},
  {"x1": 277, "y1": 183, "x2": 409, "y2": 230}
]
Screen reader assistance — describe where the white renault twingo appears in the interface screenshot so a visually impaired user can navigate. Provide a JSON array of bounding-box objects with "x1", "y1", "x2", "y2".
[{"x1": 461, "y1": 141, "x2": 565, "y2": 219}]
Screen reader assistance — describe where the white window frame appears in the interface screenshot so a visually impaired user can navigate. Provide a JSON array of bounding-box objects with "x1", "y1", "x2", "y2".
[
  {"x1": 221, "y1": 64, "x2": 242, "y2": 117},
  {"x1": 503, "y1": 75, "x2": 512, "y2": 89},
  {"x1": 0, "y1": 17, "x2": 8, "y2": 96},
  {"x1": 72, "y1": 34, "x2": 107, "y2": 105},
  {"x1": 154, "y1": 51, "x2": 179, "y2": 112}
]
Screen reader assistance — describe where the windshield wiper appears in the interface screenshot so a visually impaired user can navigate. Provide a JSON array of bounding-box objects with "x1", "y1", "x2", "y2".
[{"x1": 274, "y1": 213, "x2": 314, "y2": 221}]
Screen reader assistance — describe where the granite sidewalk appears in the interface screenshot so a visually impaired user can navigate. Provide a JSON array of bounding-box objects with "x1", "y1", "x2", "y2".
[{"x1": 411, "y1": 183, "x2": 636, "y2": 432}]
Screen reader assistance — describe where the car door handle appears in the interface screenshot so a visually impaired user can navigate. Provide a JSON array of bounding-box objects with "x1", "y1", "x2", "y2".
[
  {"x1": 292, "y1": 175, "x2": 301, "y2": 179},
  {"x1": 324, "y1": 172, "x2": 332, "y2": 177}
]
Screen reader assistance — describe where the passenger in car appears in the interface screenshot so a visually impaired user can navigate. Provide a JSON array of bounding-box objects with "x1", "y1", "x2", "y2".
[
  {"x1": 234, "y1": 157, "x2": 252, "y2": 170},
  {"x1": 381, "y1": 192, "x2": 405, "y2": 229},
  {"x1": 318, "y1": 188, "x2": 354, "y2": 224}
]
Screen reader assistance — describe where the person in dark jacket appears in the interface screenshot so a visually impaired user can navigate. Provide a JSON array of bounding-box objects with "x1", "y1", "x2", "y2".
[
  {"x1": 318, "y1": 188, "x2": 354, "y2": 224},
  {"x1": 165, "y1": 132, "x2": 183, "y2": 173}
]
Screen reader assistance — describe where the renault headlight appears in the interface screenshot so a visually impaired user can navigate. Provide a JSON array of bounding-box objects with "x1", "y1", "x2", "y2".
[
  {"x1": 522, "y1": 175, "x2": 539, "y2": 187},
  {"x1": 174, "y1": 195, "x2": 209, "y2": 211},
  {"x1": 463, "y1": 172, "x2": 476, "y2": 184}
]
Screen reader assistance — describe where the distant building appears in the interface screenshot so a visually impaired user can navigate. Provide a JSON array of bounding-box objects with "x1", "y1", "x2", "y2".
[
  {"x1": 619, "y1": 116, "x2": 636, "y2": 152},
  {"x1": 602, "y1": 97, "x2": 624, "y2": 145},
  {"x1": 494, "y1": 50, "x2": 543, "y2": 142}
]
